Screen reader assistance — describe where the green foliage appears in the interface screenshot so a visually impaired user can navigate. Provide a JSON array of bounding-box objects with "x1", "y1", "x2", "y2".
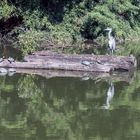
[
  {"x1": 16, "y1": 29, "x2": 45, "y2": 54},
  {"x1": 1, "y1": 0, "x2": 140, "y2": 54},
  {"x1": 22, "y1": 10, "x2": 53, "y2": 30},
  {"x1": 81, "y1": 1, "x2": 140, "y2": 39},
  {"x1": 50, "y1": 25, "x2": 74, "y2": 46},
  {"x1": 0, "y1": 0, "x2": 16, "y2": 20},
  {"x1": 117, "y1": 40, "x2": 140, "y2": 56}
]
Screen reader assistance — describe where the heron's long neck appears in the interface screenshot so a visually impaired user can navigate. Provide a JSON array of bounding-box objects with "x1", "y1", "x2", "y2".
[{"x1": 108, "y1": 30, "x2": 112, "y2": 39}]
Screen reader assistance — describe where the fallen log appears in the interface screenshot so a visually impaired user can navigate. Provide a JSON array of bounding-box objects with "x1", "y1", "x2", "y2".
[
  {"x1": 0, "y1": 59, "x2": 112, "y2": 72},
  {"x1": 24, "y1": 51, "x2": 137, "y2": 72},
  {"x1": 0, "y1": 51, "x2": 137, "y2": 72}
]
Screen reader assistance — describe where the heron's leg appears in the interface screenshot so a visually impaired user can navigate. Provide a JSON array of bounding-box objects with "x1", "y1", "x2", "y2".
[
  {"x1": 109, "y1": 49, "x2": 112, "y2": 55},
  {"x1": 111, "y1": 49, "x2": 113, "y2": 55},
  {"x1": 107, "y1": 47, "x2": 111, "y2": 55}
]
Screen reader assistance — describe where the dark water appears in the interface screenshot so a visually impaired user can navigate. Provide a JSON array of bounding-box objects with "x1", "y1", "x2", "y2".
[{"x1": 0, "y1": 42, "x2": 140, "y2": 140}]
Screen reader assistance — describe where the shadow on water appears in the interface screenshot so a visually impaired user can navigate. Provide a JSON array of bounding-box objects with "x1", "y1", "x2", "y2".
[{"x1": 0, "y1": 40, "x2": 140, "y2": 139}]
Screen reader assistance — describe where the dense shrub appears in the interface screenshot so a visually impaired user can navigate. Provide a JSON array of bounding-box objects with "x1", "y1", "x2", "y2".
[
  {"x1": 16, "y1": 29, "x2": 45, "y2": 54},
  {"x1": 0, "y1": 0, "x2": 16, "y2": 20},
  {"x1": 0, "y1": 0, "x2": 140, "y2": 54}
]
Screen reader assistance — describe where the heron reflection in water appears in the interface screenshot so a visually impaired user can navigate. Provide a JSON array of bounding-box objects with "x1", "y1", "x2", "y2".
[{"x1": 103, "y1": 81, "x2": 115, "y2": 109}]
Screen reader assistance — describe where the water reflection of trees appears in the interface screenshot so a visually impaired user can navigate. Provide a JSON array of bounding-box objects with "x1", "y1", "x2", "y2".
[{"x1": 0, "y1": 73, "x2": 140, "y2": 140}]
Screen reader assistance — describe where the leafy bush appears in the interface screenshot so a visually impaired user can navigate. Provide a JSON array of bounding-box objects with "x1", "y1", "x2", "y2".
[
  {"x1": 81, "y1": 2, "x2": 140, "y2": 40},
  {"x1": 0, "y1": 0, "x2": 16, "y2": 20},
  {"x1": 22, "y1": 10, "x2": 53, "y2": 31},
  {"x1": 1, "y1": 0, "x2": 140, "y2": 54},
  {"x1": 16, "y1": 29, "x2": 45, "y2": 54}
]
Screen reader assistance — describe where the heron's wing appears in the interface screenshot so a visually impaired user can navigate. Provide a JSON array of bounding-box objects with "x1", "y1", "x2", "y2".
[
  {"x1": 112, "y1": 38, "x2": 116, "y2": 50},
  {"x1": 108, "y1": 40, "x2": 112, "y2": 48},
  {"x1": 109, "y1": 38, "x2": 116, "y2": 50}
]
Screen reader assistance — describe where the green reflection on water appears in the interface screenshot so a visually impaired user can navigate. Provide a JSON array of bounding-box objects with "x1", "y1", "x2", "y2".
[{"x1": 0, "y1": 71, "x2": 139, "y2": 140}]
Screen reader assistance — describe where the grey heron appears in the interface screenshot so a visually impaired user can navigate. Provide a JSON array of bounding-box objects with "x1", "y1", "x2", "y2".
[{"x1": 104, "y1": 28, "x2": 116, "y2": 54}]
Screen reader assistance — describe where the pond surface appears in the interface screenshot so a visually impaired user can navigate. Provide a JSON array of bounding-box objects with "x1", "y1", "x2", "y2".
[{"x1": 0, "y1": 42, "x2": 140, "y2": 140}]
